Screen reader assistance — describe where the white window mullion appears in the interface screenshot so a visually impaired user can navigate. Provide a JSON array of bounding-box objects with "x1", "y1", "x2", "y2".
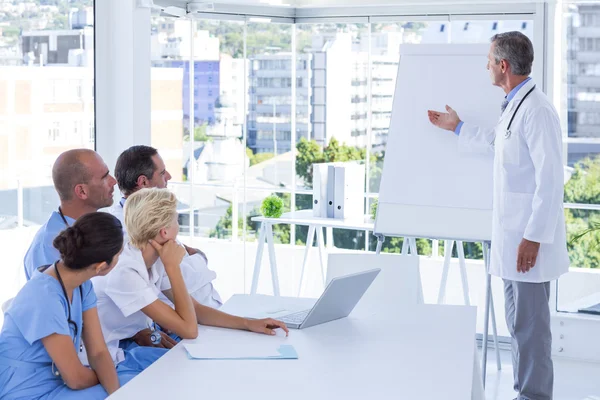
[{"x1": 95, "y1": 0, "x2": 151, "y2": 186}]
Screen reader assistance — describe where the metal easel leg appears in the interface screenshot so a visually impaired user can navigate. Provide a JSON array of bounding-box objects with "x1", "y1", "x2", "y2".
[
  {"x1": 401, "y1": 237, "x2": 409, "y2": 255},
  {"x1": 437, "y1": 240, "x2": 454, "y2": 304},
  {"x1": 375, "y1": 234, "x2": 384, "y2": 255},
  {"x1": 456, "y1": 241, "x2": 471, "y2": 306},
  {"x1": 481, "y1": 241, "x2": 499, "y2": 387},
  {"x1": 409, "y1": 237, "x2": 418, "y2": 255},
  {"x1": 489, "y1": 283, "x2": 502, "y2": 371}
]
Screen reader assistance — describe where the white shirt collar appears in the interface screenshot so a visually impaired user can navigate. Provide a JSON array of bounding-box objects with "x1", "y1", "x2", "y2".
[{"x1": 121, "y1": 242, "x2": 164, "y2": 287}]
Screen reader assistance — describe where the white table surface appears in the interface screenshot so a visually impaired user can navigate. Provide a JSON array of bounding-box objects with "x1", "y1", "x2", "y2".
[
  {"x1": 251, "y1": 209, "x2": 374, "y2": 231},
  {"x1": 562, "y1": 291, "x2": 600, "y2": 314},
  {"x1": 221, "y1": 294, "x2": 318, "y2": 319},
  {"x1": 108, "y1": 296, "x2": 478, "y2": 400}
]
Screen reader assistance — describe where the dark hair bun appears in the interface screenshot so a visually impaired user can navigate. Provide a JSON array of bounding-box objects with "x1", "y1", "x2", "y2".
[
  {"x1": 53, "y1": 226, "x2": 85, "y2": 267},
  {"x1": 52, "y1": 212, "x2": 124, "y2": 271}
]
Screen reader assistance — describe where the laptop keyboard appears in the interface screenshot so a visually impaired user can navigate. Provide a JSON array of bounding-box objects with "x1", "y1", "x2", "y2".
[{"x1": 280, "y1": 310, "x2": 310, "y2": 324}]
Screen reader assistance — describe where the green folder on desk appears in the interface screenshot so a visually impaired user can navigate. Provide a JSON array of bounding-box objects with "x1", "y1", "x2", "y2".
[{"x1": 184, "y1": 343, "x2": 298, "y2": 360}]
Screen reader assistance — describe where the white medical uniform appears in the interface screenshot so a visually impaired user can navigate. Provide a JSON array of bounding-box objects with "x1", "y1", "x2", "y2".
[
  {"x1": 458, "y1": 78, "x2": 569, "y2": 283},
  {"x1": 93, "y1": 243, "x2": 173, "y2": 364},
  {"x1": 104, "y1": 198, "x2": 222, "y2": 308}
]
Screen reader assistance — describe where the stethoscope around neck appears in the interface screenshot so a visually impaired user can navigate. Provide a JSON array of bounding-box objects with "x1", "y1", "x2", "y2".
[
  {"x1": 53, "y1": 208, "x2": 83, "y2": 378},
  {"x1": 37, "y1": 261, "x2": 84, "y2": 378},
  {"x1": 503, "y1": 85, "x2": 536, "y2": 139}
]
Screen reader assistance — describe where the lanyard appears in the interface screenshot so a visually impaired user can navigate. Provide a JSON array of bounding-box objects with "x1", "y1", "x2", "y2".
[
  {"x1": 38, "y1": 262, "x2": 84, "y2": 377},
  {"x1": 57, "y1": 207, "x2": 70, "y2": 227},
  {"x1": 504, "y1": 85, "x2": 536, "y2": 139}
]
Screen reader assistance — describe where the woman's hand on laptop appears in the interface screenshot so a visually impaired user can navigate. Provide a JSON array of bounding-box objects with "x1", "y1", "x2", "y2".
[{"x1": 245, "y1": 318, "x2": 289, "y2": 337}]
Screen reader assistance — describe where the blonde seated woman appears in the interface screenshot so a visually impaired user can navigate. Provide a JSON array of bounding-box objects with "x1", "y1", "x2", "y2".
[{"x1": 93, "y1": 188, "x2": 287, "y2": 359}]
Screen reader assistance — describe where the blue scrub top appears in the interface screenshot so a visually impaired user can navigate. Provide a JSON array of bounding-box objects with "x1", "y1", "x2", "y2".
[
  {"x1": 23, "y1": 211, "x2": 75, "y2": 280},
  {"x1": 0, "y1": 272, "x2": 95, "y2": 399}
]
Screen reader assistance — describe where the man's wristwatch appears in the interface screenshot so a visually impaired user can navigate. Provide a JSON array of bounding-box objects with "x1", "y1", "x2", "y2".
[{"x1": 149, "y1": 323, "x2": 162, "y2": 345}]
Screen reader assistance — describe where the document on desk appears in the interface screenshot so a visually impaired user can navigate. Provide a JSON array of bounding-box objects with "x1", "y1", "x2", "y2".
[{"x1": 184, "y1": 342, "x2": 298, "y2": 360}]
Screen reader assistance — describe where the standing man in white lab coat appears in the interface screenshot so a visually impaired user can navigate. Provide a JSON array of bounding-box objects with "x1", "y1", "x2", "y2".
[{"x1": 428, "y1": 31, "x2": 569, "y2": 400}]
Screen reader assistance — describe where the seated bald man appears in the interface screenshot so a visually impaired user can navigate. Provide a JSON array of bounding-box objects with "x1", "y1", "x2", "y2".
[{"x1": 24, "y1": 149, "x2": 117, "y2": 280}]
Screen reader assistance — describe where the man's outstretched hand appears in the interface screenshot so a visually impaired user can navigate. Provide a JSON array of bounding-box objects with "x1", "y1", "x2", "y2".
[{"x1": 427, "y1": 105, "x2": 461, "y2": 132}]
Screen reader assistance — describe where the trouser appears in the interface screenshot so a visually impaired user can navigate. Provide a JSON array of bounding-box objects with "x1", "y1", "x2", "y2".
[{"x1": 503, "y1": 280, "x2": 553, "y2": 400}]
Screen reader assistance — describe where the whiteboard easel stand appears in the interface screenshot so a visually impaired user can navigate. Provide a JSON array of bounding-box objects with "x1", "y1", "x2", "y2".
[
  {"x1": 437, "y1": 239, "x2": 501, "y2": 382},
  {"x1": 437, "y1": 240, "x2": 471, "y2": 305},
  {"x1": 374, "y1": 234, "x2": 425, "y2": 312}
]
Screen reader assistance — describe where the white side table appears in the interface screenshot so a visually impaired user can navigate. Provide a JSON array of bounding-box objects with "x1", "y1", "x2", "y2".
[{"x1": 250, "y1": 210, "x2": 416, "y2": 296}]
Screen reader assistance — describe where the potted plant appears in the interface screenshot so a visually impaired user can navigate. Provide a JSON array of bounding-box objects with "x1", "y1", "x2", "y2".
[{"x1": 261, "y1": 195, "x2": 284, "y2": 218}]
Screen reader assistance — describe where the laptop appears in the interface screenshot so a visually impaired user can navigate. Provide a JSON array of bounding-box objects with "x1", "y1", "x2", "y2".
[
  {"x1": 579, "y1": 303, "x2": 600, "y2": 316},
  {"x1": 278, "y1": 268, "x2": 381, "y2": 329}
]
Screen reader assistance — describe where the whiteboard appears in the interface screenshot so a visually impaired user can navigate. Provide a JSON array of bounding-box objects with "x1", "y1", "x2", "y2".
[{"x1": 374, "y1": 44, "x2": 503, "y2": 242}]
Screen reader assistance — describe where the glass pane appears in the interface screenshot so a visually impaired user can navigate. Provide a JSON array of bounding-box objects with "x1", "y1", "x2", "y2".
[
  {"x1": 150, "y1": 17, "x2": 246, "y2": 239},
  {"x1": 0, "y1": 1, "x2": 95, "y2": 321},
  {"x1": 565, "y1": 4, "x2": 600, "y2": 167},
  {"x1": 558, "y1": 3, "x2": 600, "y2": 314},
  {"x1": 294, "y1": 23, "x2": 369, "y2": 201},
  {"x1": 172, "y1": 182, "x2": 236, "y2": 238},
  {"x1": 559, "y1": 209, "x2": 600, "y2": 313},
  {"x1": 247, "y1": 22, "x2": 294, "y2": 190}
]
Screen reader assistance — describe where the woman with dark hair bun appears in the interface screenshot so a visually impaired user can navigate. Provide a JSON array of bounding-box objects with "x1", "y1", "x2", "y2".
[{"x1": 0, "y1": 212, "x2": 164, "y2": 400}]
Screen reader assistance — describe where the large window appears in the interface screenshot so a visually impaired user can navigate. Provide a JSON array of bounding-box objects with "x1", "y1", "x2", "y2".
[
  {"x1": 3, "y1": 1, "x2": 597, "y2": 337},
  {"x1": 150, "y1": 16, "x2": 247, "y2": 240},
  {"x1": 294, "y1": 22, "x2": 371, "y2": 252},
  {"x1": 559, "y1": 2, "x2": 600, "y2": 314},
  {"x1": 144, "y1": 10, "x2": 560, "y2": 331},
  {"x1": 0, "y1": 1, "x2": 95, "y2": 321}
]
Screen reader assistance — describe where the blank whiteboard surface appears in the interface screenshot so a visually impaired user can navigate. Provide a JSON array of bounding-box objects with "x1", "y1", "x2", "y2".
[{"x1": 375, "y1": 44, "x2": 502, "y2": 242}]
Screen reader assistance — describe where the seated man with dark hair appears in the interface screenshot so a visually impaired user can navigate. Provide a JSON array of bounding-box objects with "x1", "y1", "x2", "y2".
[{"x1": 104, "y1": 145, "x2": 221, "y2": 310}]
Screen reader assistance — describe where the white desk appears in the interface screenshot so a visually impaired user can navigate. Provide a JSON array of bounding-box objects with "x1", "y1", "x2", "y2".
[
  {"x1": 108, "y1": 296, "x2": 480, "y2": 400},
  {"x1": 562, "y1": 291, "x2": 600, "y2": 314},
  {"x1": 251, "y1": 210, "x2": 417, "y2": 296}
]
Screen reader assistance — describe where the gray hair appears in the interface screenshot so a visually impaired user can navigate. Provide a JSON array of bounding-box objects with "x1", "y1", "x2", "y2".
[{"x1": 490, "y1": 31, "x2": 534, "y2": 76}]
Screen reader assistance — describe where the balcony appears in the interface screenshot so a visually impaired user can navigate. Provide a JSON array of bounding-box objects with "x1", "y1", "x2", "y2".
[
  {"x1": 577, "y1": 75, "x2": 600, "y2": 88},
  {"x1": 577, "y1": 52, "x2": 600, "y2": 64},
  {"x1": 577, "y1": 27, "x2": 600, "y2": 38}
]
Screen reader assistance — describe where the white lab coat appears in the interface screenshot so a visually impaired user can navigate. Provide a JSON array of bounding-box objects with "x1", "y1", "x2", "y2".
[
  {"x1": 458, "y1": 79, "x2": 569, "y2": 283},
  {"x1": 102, "y1": 200, "x2": 222, "y2": 308},
  {"x1": 93, "y1": 243, "x2": 173, "y2": 363}
]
